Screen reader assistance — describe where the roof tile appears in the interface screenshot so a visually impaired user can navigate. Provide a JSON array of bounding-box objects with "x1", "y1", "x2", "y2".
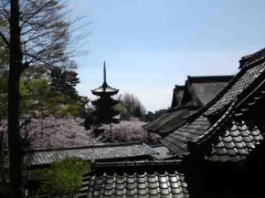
[
  {"x1": 206, "y1": 121, "x2": 263, "y2": 162},
  {"x1": 161, "y1": 116, "x2": 211, "y2": 158},
  {"x1": 205, "y1": 62, "x2": 265, "y2": 115},
  {"x1": 77, "y1": 161, "x2": 189, "y2": 198},
  {"x1": 27, "y1": 142, "x2": 155, "y2": 166}
]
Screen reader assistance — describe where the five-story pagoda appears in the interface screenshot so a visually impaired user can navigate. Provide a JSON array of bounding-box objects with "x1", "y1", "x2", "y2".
[{"x1": 91, "y1": 62, "x2": 119, "y2": 124}]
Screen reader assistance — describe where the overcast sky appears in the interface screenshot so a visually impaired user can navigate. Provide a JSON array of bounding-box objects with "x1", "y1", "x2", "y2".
[{"x1": 67, "y1": 0, "x2": 265, "y2": 112}]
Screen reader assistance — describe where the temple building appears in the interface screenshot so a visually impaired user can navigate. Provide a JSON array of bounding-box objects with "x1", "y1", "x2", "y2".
[
  {"x1": 161, "y1": 48, "x2": 265, "y2": 197},
  {"x1": 25, "y1": 48, "x2": 265, "y2": 198},
  {"x1": 77, "y1": 48, "x2": 265, "y2": 197},
  {"x1": 145, "y1": 75, "x2": 233, "y2": 137}
]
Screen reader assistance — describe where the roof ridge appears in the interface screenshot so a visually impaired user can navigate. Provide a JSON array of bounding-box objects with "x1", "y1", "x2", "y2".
[
  {"x1": 174, "y1": 85, "x2": 185, "y2": 88},
  {"x1": 27, "y1": 141, "x2": 144, "y2": 153},
  {"x1": 194, "y1": 99, "x2": 237, "y2": 146},
  {"x1": 92, "y1": 160, "x2": 182, "y2": 168},
  {"x1": 187, "y1": 75, "x2": 234, "y2": 83},
  {"x1": 235, "y1": 71, "x2": 265, "y2": 110},
  {"x1": 240, "y1": 48, "x2": 265, "y2": 68},
  {"x1": 202, "y1": 65, "x2": 261, "y2": 116}
]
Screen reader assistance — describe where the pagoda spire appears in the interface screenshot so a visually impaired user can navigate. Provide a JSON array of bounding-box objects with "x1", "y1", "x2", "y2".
[
  {"x1": 91, "y1": 62, "x2": 119, "y2": 96},
  {"x1": 103, "y1": 61, "x2": 106, "y2": 84}
]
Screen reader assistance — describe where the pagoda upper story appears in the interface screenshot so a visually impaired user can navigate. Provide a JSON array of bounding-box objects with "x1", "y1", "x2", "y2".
[{"x1": 91, "y1": 62, "x2": 119, "y2": 96}]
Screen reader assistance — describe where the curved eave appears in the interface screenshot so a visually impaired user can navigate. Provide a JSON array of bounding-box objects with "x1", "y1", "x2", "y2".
[{"x1": 91, "y1": 85, "x2": 119, "y2": 95}]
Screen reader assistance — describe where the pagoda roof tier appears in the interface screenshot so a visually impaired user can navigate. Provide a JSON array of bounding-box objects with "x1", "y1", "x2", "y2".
[
  {"x1": 91, "y1": 82, "x2": 119, "y2": 96},
  {"x1": 91, "y1": 98, "x2": 119, "y2": 106},
  {"x1": 91, "y1": 62, "x2": 119, "y2": 96}
]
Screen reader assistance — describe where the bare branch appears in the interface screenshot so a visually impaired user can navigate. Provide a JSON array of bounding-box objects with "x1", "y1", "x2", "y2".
[
  {"x1": 0, "y1": 0, "x2": 90, "y2": 69},
  {"x1": 21, "y1": 0, "x2": 54, "y2": 28},
  {"x1": 23, "y1": 52, "x2": 55, "y2": 68},
  {"x1": 0, "y1": 31, "x2": 8, "y2": 47}
]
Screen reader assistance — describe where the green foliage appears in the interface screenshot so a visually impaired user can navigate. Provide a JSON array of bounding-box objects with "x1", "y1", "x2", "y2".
[
  {"x1": 146, "y1": 109, "x2": 168, "y2": 122},
  {"x1": 0, "y1": 45, "x2": 8, "y2": 68},
  {"x1": 20, "y1": 78, "x2": 51, "y2": 117},
  {"x1": 114, "y1": 103, "x2": 131, "y2": 120},
  {"x1": 50, "y1": 67, "x2": 79, "y2": 98},
  {"x1": 0, "y1": 65, "x2": 89, "y2": 118},
  {"x1": 30, "y1": 157, "x2": 90, "y2": 198}
]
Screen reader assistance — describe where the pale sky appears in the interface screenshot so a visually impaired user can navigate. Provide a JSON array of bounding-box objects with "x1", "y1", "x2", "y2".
[{"x1": 67, "y1": 0, "x2": 265, "y2": 112}]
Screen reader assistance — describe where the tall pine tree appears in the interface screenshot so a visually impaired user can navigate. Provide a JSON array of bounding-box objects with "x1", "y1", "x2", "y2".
[{"x1": 0, "y1": 0, "x2": 88, "y2": 196}]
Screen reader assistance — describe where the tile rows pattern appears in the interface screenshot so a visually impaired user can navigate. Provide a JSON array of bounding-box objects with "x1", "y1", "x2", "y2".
[
  {"x1": 206, "y1": 121, "x2": 264, "y2": 162},
  {"x1": 145, "y1": 108, "x2": 195, "y2": 135},
  {"x1": 145, "y1": 112, "x2": 171, "y2": 131},
  {"x1": 77, "y1": 171, "x2": 189, "y2": 198},
  {"x1": 161, "y1": 116, "x2": 211, "y2": 157},
  {"x1": 205, "y1": 62, "x2": 265, "y2": 115},
  {"x1": 27, "y1": 143, "x2": 155, "y2": 166}
]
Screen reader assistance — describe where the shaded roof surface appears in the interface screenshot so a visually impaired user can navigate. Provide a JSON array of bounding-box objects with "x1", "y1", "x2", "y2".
[
  {"x1": 145, "y1": 107, "x2": 197, "y2": 136},
  {"x1": 171, "y1": 85, "x2": 185, "y2": 108},
  {"x1": 27, "y1": 142, "x2": 155, "y2": 166},
  {"x1": 162, "y1": 48, "x2": 265, "y2": 161},
  {"x1": 145, "y1": 112, "x2": 172, "y2": 132},
  {"x1": 161, "y1": 115, "x2": 211, "y2": 157},
  {"x1": 184, "y1": 75, "x2": 234, "y2": 106},
  {"x1": 77, "y1": 160, "x2": 189, "y2": 198},
  {"x1": 190, "y1": 80, "x2": 231, "y2": 106},
  {"x1": 145, "y1": 75, "x2": 232, "y2": 136}
]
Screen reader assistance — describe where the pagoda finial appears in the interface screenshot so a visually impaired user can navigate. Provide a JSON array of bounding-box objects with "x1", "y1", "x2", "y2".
[{"x1": 103, "y1": 61, "x2": 106, "y2": 84}]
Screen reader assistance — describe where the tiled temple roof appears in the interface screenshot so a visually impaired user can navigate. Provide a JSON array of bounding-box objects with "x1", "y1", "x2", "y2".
[
  {"x1": 77, "y1": 160, "x2": 190, "y2": 198},
  {"x1": 197, "y1": 77, "x2": 265, "y2": 162},
  {"x1": 145, "y1": 105, "x2": 197, "y2": 136},
  {"x1": 145, "y1": 75, "x2": 232, "y2": 136},
  {"x1": 162, "y1": 48, "x2": 265, "y2": 162},
  {"x1": 205, "y1": 121, "x2": 263, "y2": 162},
  {"x1": 161, "y1": 115, "x2": 211, "y2": 157},
  {"x1": 145, "y1": 112, "x2": 172, "y2": 132},
  {"x1": 26, "y1": 142, "x2": 155, "y2": 167},
  {"x1": 186, "y1": 75, "x2": 234, "y2": 106},
  {"x1": 239, "y1": 48, "x2": 265, "y2": 69},
  {"x1": 205, "y1": 63, "x2": 265, "y2": 115}
]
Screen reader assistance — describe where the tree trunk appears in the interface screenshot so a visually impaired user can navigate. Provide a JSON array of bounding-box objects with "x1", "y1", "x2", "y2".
[{"x1": 8, "y1": 0, "x2": 24, "y2": 197}]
